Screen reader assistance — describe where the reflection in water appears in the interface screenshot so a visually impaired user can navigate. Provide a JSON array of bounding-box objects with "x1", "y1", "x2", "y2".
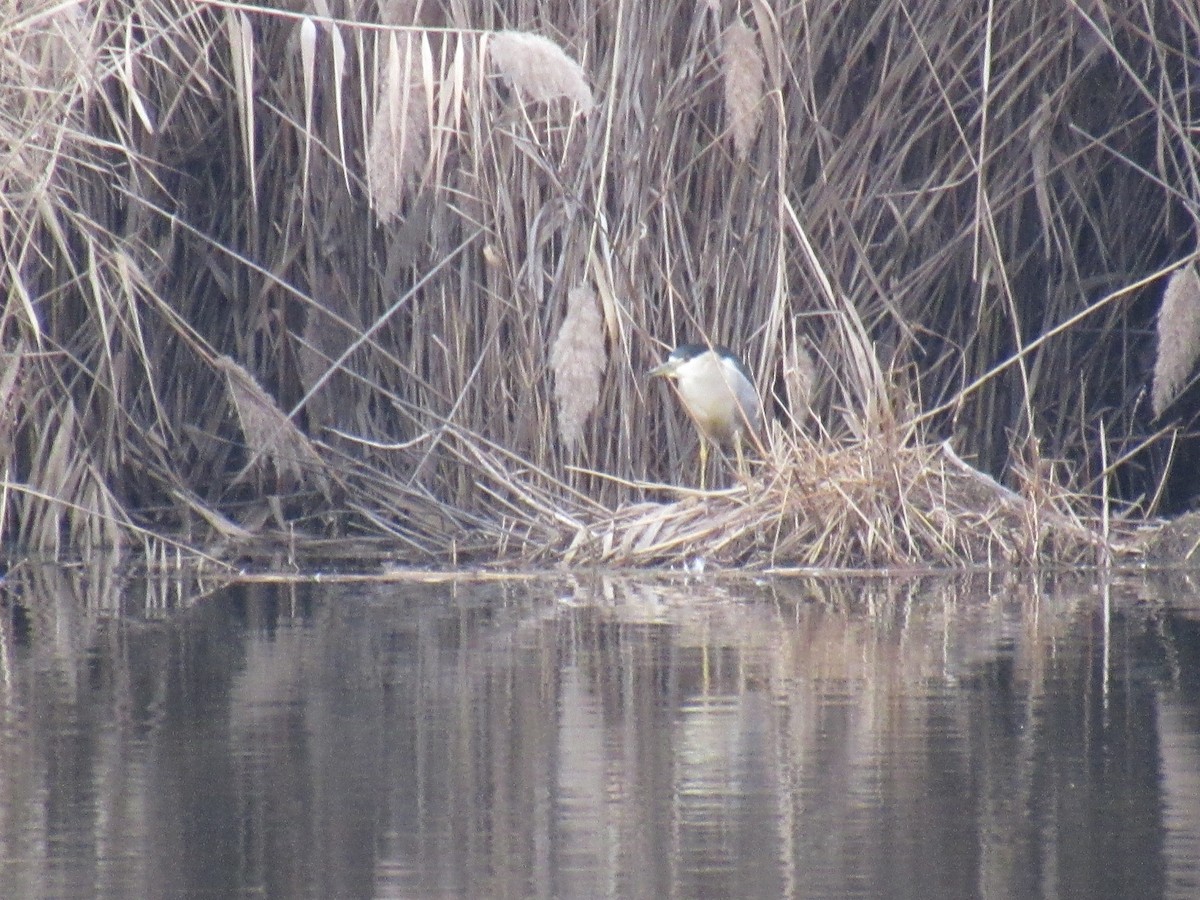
[{"x1": 1, "y1": 568, "x2": 1199, "y2": 898}]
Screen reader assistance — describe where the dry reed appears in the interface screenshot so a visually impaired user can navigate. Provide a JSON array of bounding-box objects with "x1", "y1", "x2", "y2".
[{"x1": 3, "y1": 0, "x2": 1196, "y2": 568}]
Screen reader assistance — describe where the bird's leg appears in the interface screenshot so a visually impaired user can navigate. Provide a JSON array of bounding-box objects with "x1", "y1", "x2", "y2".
[
  {"x1": 699, "y1": 439, "x2": 709, "y2": 491},
  {"x1": 733, "y1": 432, "x2": 747, "y2": 481}
]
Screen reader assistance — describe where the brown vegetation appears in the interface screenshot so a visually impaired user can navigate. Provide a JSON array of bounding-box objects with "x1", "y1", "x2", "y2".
[{"x1": 2, "y1": 0, "x2": 1198, "y2": 568}]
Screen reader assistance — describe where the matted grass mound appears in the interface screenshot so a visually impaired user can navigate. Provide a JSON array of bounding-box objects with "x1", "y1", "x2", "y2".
[{"x1": 463, "y1": 432, "x2": 1108, "y2": 569}]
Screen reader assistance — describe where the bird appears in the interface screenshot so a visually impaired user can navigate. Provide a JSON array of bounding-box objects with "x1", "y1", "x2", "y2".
[{"x1": 648, "y1": 342, "x2": 763, "y2": 488}]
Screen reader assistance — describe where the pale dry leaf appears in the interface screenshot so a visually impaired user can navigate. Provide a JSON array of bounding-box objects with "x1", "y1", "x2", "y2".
[
  {"x1": 420, "y1": 29, "x2": 435, "y2": 135},
  {"x1": 550, "y1": 285, "x2": 607, "y2": 449},
  {"x1": 329, "y1": 21, "x2": 351, "y2": 192},
  {"x1": 226, "y1": 10, "x2": 257, "y2": 208},
  {"x1": 1030, "y1": 92, "x2": 1054, "y2": 259},
  {"x1": 122, "y1": 18, "x2": 154, "y2": 132},
  {"x1": 448, "y1": 33, "x2": 465, "y2": 136},
  {"x1": 721, "y1": 20, "x2": 764, "y2": 160},
  {"x1": 748, "y1": 0, "x2": 782, "y2": 91},
  {"x1": 430, "y1": 34, "x2": 466, "y2": 186},
  {"x1": 587, "y1": 236, "x2": 620, "y2": 342},
  {"x1": 6, "y1": 260, "x2": 41, "y2": 341},
  {"x1": 487, "y1": 30, "x2": 595, "y2": 113},
  {"x1": 1152, "y1": 264, "x2": 1200, "y2": 417},
  {"x1": 300, "y1": 16, "x2": 317, "y2": 206}
]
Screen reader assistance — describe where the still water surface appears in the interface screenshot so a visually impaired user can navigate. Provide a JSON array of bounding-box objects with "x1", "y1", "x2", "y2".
[{"x1": 1, "y1": 568, "x2": 1199, "y2": 899}]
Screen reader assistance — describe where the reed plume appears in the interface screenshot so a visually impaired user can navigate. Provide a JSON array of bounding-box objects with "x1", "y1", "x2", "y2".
[
  {"x1": 1152, "y1": 264, "x2": 1200, "y2": 418},
  {"x1": 487, "y1": 30, "x2": 595, "y2": 112},
  {"x1": 216, "y1": 356, "x2": 328, "y2": 492},
  {"x1": 550, "y1": 285, "x2": 607, "y2": 450},
  {"x1": 721, "y1": 20, "x2": 764, "y2": 160}
]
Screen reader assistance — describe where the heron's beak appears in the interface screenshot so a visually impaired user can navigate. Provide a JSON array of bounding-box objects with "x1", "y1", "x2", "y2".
[{"x1": 647, "y1": 360, "x2": 676, "y2": 379}]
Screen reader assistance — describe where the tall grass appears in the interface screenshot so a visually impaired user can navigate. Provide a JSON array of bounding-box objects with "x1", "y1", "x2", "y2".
[{"x1": 1, "y1": 0, "x2": 1196, "y2": 566}]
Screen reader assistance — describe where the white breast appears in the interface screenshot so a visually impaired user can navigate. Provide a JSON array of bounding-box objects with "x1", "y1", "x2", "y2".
[{"x1": 676, "y1": 352, "x2": 762, "y2": 444}]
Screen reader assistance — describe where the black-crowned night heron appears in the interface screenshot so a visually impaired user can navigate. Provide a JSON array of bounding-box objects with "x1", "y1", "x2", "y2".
[{"x1": 649, "y1": 342, "x2": 763, "y2": 488}]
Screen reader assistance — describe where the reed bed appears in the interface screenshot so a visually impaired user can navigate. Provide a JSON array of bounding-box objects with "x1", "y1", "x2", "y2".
[{"x1": 1, "y1": 0, "x2": 1196, "y2": 568}]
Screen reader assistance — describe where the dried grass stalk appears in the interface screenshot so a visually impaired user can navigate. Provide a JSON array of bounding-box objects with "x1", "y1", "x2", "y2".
[
  {"x1": 1152, "y1": 264, "x2": 1200, "y2": 417},
  {"x1": 487, "y1": 30, "x2": 595, "y2": 112},
  {"x1": 366, "y1": 31, "x2": 429, "y2": 224},
  {"x1": 721, "y1": 20, "x2": 764, "y2": 160},
  {"x1": 550, "y1": 285, "x2": 607, "y2": 450},
  {"x1": 216, "y1": 356, "x2": 327, "y2": 489}
]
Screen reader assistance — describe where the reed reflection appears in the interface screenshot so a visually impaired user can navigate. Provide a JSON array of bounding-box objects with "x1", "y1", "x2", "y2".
[{"x1": 0, "y1": 571, "x2": 1198, "y2": 899}]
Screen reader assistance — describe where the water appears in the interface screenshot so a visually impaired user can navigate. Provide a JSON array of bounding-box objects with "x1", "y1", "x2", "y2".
[{"x1": 1, "y1": 568, "x2": 1199, "y2": 899}]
